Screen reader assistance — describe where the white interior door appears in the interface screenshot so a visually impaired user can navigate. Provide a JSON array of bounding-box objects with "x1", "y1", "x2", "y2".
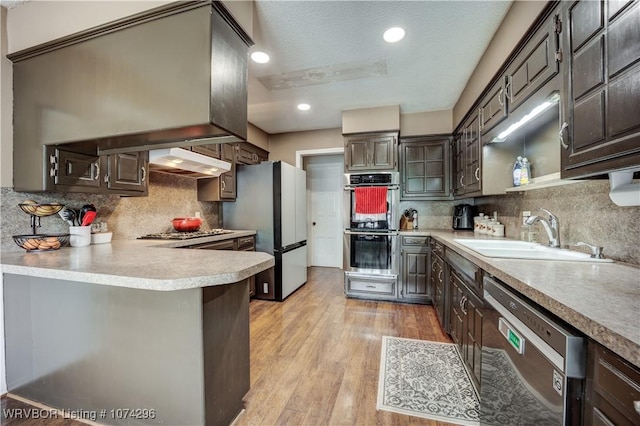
[{"x1": 305, "y1": 155, "x2": 344, "y2": 268}]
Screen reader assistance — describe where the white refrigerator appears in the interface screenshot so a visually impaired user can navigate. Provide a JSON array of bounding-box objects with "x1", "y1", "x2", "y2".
[{"x1": 223, "y1": 161, "x2": 307, "y2": 301}]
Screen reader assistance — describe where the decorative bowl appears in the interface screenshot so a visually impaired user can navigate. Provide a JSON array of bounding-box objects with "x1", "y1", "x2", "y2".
[
  {"x1": 13, "y1": 234, "x2": 70, "y2": 251},
  {"x1": 172, "y1": 217, "x2": 203, "y2": 232},
  {"x1": 91, "y1": 232, "x2": 113, "y2": 245}
]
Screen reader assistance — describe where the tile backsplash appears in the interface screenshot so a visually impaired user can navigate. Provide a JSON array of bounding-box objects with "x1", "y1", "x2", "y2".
[
  {"x1": 401, "y1": 180, "x2": 639, "y2": 265},
  {"x1": 0, "y1": 172, "x2": 220, "y2": 253}
]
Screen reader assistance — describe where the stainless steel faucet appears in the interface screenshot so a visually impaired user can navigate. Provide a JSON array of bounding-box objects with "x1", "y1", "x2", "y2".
[{"x1": 525, "y1": 208, "x2": 560, "y2": 248}]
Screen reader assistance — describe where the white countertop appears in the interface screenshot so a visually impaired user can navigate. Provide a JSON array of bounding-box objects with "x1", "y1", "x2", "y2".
[
  {"x1": 0, "y1": 231, "x2": 274, "y2": 291},
  {"x1": 401, "y1": 229, "x2": 640, "y2": 368}
]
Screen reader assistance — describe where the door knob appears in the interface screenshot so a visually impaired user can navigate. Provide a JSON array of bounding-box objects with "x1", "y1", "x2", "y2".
[{"x1": 312, "y1": 222, "x2": 316, "y2": 226}]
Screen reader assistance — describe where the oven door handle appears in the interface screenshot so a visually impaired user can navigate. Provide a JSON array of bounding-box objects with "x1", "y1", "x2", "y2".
[
  {"x1": 344, "y1": 230, "x2": 399, "y2": 236},
  {"x1": 344, "y1": 185, "x2": 399, "y2": 191}
]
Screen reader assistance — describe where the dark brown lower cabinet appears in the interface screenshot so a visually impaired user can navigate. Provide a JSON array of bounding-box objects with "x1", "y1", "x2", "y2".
[
  {"x1": 584, "y1": 341, "x2": 640, "y2": 426},
  {"x1": 399, "y1": 236, "x2": 432, "y2": 304},
  {"x1": 432, "y1": 250, "x2": 447, "y2": 330},
  {"x1": 448, "y1": 265, "x2": 483, "y2": 389}
]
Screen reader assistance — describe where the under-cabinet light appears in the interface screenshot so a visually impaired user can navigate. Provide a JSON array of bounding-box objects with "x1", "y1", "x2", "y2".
[{"x1": 490, "y1": 92, "x2": 561, "y2": 143}]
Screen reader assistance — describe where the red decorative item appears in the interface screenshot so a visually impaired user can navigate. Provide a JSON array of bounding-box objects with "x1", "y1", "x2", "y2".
[
  {"x1": 172, "y1": 217, "x2": 203, "y2": 232},
  {"x1": 354, "y1": 187, "x2": 388, "y2": 214}
]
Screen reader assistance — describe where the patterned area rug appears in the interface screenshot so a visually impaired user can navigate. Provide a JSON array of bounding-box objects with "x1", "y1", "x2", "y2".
[{"x1": 377, "y1": 337, "x2": 480, "y2": 425}]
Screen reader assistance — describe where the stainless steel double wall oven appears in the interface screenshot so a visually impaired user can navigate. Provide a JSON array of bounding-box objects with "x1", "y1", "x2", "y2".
[{"x1": 343, "y1": 172, "x2": 400, "y2": 298}]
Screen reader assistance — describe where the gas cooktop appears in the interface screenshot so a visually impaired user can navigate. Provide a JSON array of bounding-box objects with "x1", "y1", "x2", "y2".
[{"x1": 138, "y1": 229, "x2": 234, "y2": 240}]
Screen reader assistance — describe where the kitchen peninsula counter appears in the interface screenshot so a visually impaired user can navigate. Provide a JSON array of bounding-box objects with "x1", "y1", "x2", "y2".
[
  {"x1": 0, "y1": 231, "x2": 273, "y2": 291},
  {"x1": 1, "y1": 232, "x2": 273, "y2": 426},
  {"x1": 400, "y1": 229, "x2": 640, "y2": 368}
]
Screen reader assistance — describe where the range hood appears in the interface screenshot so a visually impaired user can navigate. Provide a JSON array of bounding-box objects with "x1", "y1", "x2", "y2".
[
  {"x1": 8, "y1": 1, "x2": 253, "y2": 191},
  {"x1": 149, "y1": 148, "x2": 231, "y2": 178}
]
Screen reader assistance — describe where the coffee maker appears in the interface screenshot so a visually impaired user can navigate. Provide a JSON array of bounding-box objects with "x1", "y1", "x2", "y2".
[{"x1": 452, "y1": 204, "x2": 476, "y2": 230}]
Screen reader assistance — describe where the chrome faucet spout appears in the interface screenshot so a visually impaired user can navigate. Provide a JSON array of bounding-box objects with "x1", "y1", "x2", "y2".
[{"x1": 524, "y1": 208, "x2": 561, "y2": 248}]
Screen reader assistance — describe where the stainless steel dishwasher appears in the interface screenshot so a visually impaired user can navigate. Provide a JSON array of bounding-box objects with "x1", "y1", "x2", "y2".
[{"x1": 480, "y1": 276, "x2": 585, "y2": 426}]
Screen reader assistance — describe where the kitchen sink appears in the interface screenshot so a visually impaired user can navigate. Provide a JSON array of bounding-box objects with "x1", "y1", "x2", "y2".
[{"x1": 453, "y1": 239, "x2": 614, "y2": 263}]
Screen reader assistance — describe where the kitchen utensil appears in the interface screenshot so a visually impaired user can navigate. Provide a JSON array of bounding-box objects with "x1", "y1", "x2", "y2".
[
  {"x1": 78, "y1": 204, "x2": 97, "y2": 225},
  {"x1": 58, "y1": 207, "x2": 77, "y2": 226},
  {"x1": 172, "y1": 217, "x2": 203, "y2": 232},
  {"x1": 81, "y1": 210, "x2": 97, "y2": 226}
]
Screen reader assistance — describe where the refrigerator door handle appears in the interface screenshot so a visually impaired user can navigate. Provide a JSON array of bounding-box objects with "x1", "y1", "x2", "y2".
[
  {"x1": 344, "y1": 230, "x2": 399, "y2": 236},
  {"x1": 277, "y1": 241, "x2": 307, "y2": 253}
]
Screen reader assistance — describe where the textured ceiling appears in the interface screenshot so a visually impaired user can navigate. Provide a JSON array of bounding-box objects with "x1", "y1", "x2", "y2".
[
  {"x1": 249, "y1": 0, "x2": 513, "y2": 134},
  {"x1": 0, "y1": 0, "x2": 28, "y2": 9}
]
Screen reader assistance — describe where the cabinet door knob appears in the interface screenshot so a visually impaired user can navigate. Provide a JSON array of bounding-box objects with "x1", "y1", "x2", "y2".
[{"x1": 312, "y1": 222, "x2": 316, "y2": 226}]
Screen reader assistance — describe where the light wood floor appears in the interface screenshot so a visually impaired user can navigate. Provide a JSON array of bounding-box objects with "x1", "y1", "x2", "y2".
[{"x1": 237, "y1": 266, "x2": 454, "y2": 426}]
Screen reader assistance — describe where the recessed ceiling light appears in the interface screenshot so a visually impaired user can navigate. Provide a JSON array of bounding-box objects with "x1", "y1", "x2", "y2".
[
  {"x1": 297, "y1": 103, "x2": 311, "y2": 111},
  {"x1": 383, "y1": 27, "x2": 405, "y2": 43},
  {"x1": 251, "y1": 51, "x2": 270, "y2": 64}
]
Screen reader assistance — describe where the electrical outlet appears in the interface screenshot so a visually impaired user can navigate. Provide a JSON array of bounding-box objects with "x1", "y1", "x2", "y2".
[
  {"x1": 263, "y1": 283, "x2": 269, "y2": 293},
  {"x1": 522, "y1": 210, "x2": 531, "y2": 225}
]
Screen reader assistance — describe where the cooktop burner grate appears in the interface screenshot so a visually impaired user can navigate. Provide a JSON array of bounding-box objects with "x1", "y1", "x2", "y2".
[{"x1": 138, "y1": 229, "x2": 234, "y2": 240}]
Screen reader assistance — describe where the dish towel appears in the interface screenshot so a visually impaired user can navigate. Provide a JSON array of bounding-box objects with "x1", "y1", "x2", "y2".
[{"x1": 354, "y1": 187, "x2": 388, "y2": 222}]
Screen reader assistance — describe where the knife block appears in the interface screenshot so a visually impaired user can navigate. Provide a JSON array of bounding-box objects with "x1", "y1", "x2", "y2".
[{"x1": 400, "y1": 216, "x2": 414, "y2": 230}]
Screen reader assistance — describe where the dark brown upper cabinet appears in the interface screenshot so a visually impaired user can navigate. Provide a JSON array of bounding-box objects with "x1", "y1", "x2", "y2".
[
  {"x1": 48, "y1": 148, "x2": 102, "y2": 190},
  {"x1": 400, "y1": 136, "x2": 451, "y2": 200},
  {"x1": 463, "y1": 112, "x2": 482, "y2": 194},
  {"x1": 505, "y1": 12, "x2": 561, "y2": 114},
  {"x1": 192, "y1": 144, "x2": 222, "y2": 159},
  {"x1": 235, "y1": 142, "x2": 269, "y2": 165},
  {"x1": 45, "y1": 147, "x2": 148, "y2": 196},
  {"x1": 197, "y1": 142, "x2": 237, "y2": 201},
  {"x1": 453, "y1": 131, "x2": 466, "y2": 197},
  {"x1": 453, "y1": 109, "x2": 482, "y2": 197},
  {"x1": 105, "y1": 151, "x2": 148, "y2": 193},
  {"x1": 344, "y1": 132, "x2": 398, "y2": 172},
  {"x1": 561, "y1": 0, "x2": 640, "y2": 178},
  {"x1": 479, "y1": 77, "x2": 508, "y2": 135}
]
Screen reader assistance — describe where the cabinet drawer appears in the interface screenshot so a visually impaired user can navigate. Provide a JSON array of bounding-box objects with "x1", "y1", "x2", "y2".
[
  {"x1": 445, "y1": 249, "x2": 481, "y2": 294},
  {"x1": 432, "y1": 240, "x2": 444, "y2": 256},
  {"x1": 236, "y1": 236, "x2": 255, "y2": 251},
  {"x1": 345, "y1": 274, "x2": 396, "y2": 296},
  {"x1": 189, "y1": 239, "x2": 235, "y2": 250},
  {"x1": 402, "y1": 236, "x2": 429, "y2": 246},
  {"x1": 589, "y1": 342, "x2": 640, "y2": 425}
]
